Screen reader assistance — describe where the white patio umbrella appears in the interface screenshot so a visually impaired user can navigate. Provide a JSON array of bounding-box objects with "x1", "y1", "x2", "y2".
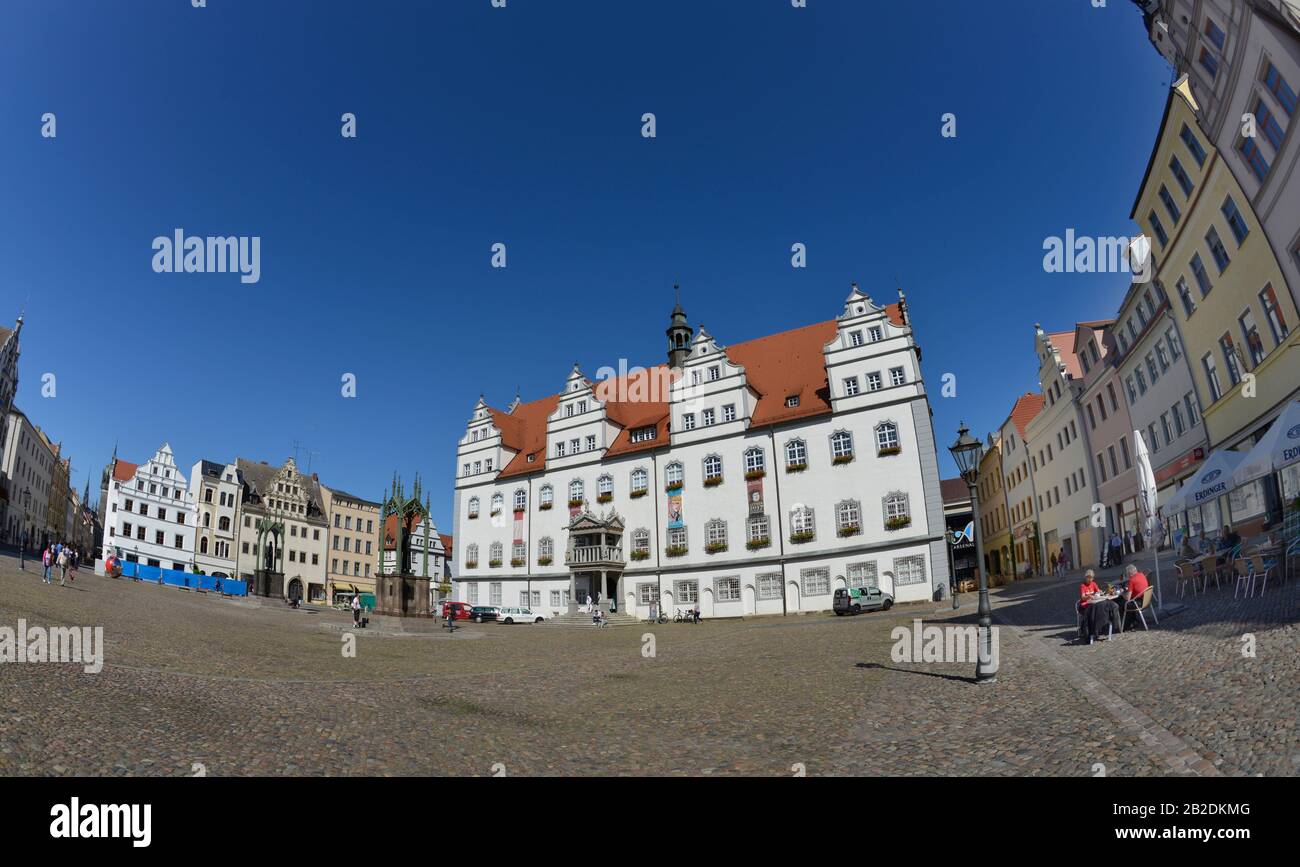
[
  {"x1": 1231, "y1": 400, "x2": 1300, "y2": 488},
  {"x1": 1132, "y1": 430, "x2": 1166, "y2": 607}
]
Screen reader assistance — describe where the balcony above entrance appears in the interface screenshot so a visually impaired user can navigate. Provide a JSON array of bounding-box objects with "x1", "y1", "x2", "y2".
[{"x1": 565, "y1": 505, "x2": 626, "y2": 568}]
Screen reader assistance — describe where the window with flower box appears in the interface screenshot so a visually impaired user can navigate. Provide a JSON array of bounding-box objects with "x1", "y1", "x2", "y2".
[
  {"x1": 747, "y1": 514, "x2": 771, "y2": 549},
  {"x1": 789, "y1": 507, "x2": 815, "y2": 543},
  {"x1": 836, "y1": 499, "x2": 861, "y2": 537},
  {"x1": 631, "y1": 528, "x2": 651, "y2": 560},
  {"x1": 490, "y1": 493, "x2": 503, "y2": 516},
  {"x1": 537, "y1": 537, "x2": 554, "y2": 566},
  {"x1": 705, "y1": 519, "x2": 728, "y2": 553},
  {"x1": 665, "y1": 462, "x2": 684, "y2": 490},
  {"x1": 539, "y1": 484, "x2": 553, "y2": 510},
  {"x1": 743, "y1": 447, "x2": 766, "y2": 479},
  {"x1": 876, "y1": 421, "x2": 901, "y2": 455},
  {"x1": 666, "y1": 526, "x2": 688, "y2": 557},
  {"x1": 596, "y1": 474, "x2": 614, "y2": 503},
  {"x1": 702, "y1": 455, "x2": 723, "y2": 486},
  {"x1": 785, "y1": 438, "x2": 808, "y2": 472},
  {"x1": 511, "y1": 542, "x2": 526, "y2": 567},
  {"x1": 630, "y1": 467, "x2": 649, "y2": 498},
  {"x1": 830, "y1": 430, "x2": 855, "y2": 464},
  {"x1": 884, "y1": 492, "x2": 911, "y2": 530},
  {"x1": 568, "y1": 479, "x2": 584, "y2": 508},
  {"x1": 467, "y1": 497, "x2": 480, "y2": 519},
  {"x1": 488, "y1": 542, "x2": 503, "y2": 568}
]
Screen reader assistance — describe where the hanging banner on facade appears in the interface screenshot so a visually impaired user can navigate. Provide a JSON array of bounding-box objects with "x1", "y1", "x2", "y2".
[
  {"x1": 512, "y1": 510, "x2": 524, "y2": 545},
  {"x1": 666, "y1": 485, "x2": 683, "y2": 529},
  {"x1": 746, "y1": 477, "x2": 764, "y2": 516}
]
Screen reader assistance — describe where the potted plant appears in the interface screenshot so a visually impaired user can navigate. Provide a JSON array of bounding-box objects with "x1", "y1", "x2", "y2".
[
  {"x1": 878, "y1": 445, "x2": 902, "y2": 457},
  {"x1": 746, "y1": 537, "x2": 771, "y2": 550},
  {"x1": 510, "y1": 558, "x2": 526, "y2": 568},
  {"x1": 703, "y1": 476, "x2": 723, "y2": 488},
  {"x1": 704, "y1": 540, "x2": 727, "y2": 554},
  {"x1": 596, "y1": 492, "x2": 613, "y2": 504},
  {"x1": 785, "y1": 461, "x2": 808, "y2": 473},
  {"x1": 789, "y1": 530, "x2": 815, "y2": 544},
  {"x1": 568, "y1": 498, "x2": 584, "y2": 509},
  {"x1": 465, "y1": 560, "x2": 478, "y2": 569},
  {"x1": 832, "y1": 454, "x2": 854, "y2": 465},
  {"x1": 744, "y1": 469, "x2": 766, "y2": 481},
  {"x1": 538, "y1": 502, "x2": 552, "y2": 511},
  {"x1": 488, "y1": 558, "x2": 502, "y2": 568},
  {"x1": 490, "y1": 508, "x2": 502, "y2": 518},
  {"x1": 664, "y1": 545, "x2": 688, "y2": 558},
  {"x1": 630, "y1": 549, "x2": 650, "y2": 561},
  {"x1": 837, "y1": 523, "x2": 861, "y2": 537},
  {"x1": 630, "y1": 489, "x2": 648, "y2": 499},
  {"x1": 537, "y1": 556, "x2": 553, "y2": 566},
  {"x1": 885, "y1": 515, "x2": 911, "y2": 531}
]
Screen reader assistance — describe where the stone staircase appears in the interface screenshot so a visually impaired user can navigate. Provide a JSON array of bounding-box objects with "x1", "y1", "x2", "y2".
[{"x1": 548, "y1": 608, "x2": 640, "y2": 627}]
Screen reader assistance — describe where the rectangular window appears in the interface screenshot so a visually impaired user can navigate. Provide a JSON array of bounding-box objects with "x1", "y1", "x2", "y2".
[
  {"x1": 1239, "y1": 308, "x2": 1266, "y2": 366},
  {"x1": 1259, "y1": 284, "x2": 1290, "y2": 344},
  {"x1": 866, "y1": 371, "x2": 882, "y2": 392},
  {"x1": 847, "y1": 561, "x2": 878, "y2": 589},
  {"x1": 682, "y1": 413, "x2": 695, "y2": 431},
  {"x1": 849, "y1": 330, "x2": 863, "y2": 347},
  {"x1": 1202, "y1": 352, "x2": 1223, "y2": 402},
  {"x1": 1149, "y1": 210, "x2": 1169, "y2": 246},
  {"x1": 889, "y1": 366, "x2": 905, "y2": 387},
  {"x1": 843, "y1": 376, "x2": 860, "y2": 396},
  {"x1": 1221, "y1": 197, "x2": 1250, "y2": 244},
  {"x1": 1204, "y1": 18, "x2": 1226, "y2": 51},
  {"x1": 1184, "y1": 393, "x2": 1201, "y2": 428},
  {"x1": 1158, "y1": 185, "x2": 1180, "y2": 224},
  {"x1": 715, "y1": 577, "x2": 741, "y2": 602},
  {"x1": 1263, "y1": 62, "x2": 1297, "y2": 117},
  {"x1": 1205, "y1": 227, "x2": 1231, "y2": 272},
  {"x1": 1190, "y1": 254, "x2": 1212, "y2": 296},
  {"x1": 701, "y1": 408, "x2": 715, "y2": 426},
  {"x1": 757, "y1": 573, "x2": 782, "y2": 600},
  {"x1": 489, "y1": 583, "x2": 502, "y2": 606},
  {"x1": 801, "y1": 568, "x2": 830, "y2": 597},
  {"x1": 637, "y1": 583, "x2": 659, "y2": 605},
  {"x1": 1169, "y1": 154, "x2": 1194, "y2": 196},
  {"x1": 467, "y1": 583, "x2": 479, "y2": 604},
  {"x1": 675, "y1": 580, "x2": 698, "y2": 604},
  {"x1": 586, "y1": 434, "x2": 596, "y2": 451},
  {"x1": 722, "y1": 404, "x2": 736, "y2": 422},
  {"x1": 1180, "y1": 124, "x2": 1207, "y2": 166},
  {"x1": 1253, "y1": 97, "x2": 1285, "y2": 151},
  {"x1": 893, "y1": 555, "x2": 927, "y2": 587},
  {"x1": 1198, "y1": 46, "x2": 1219, "y2": 80},
  {"x1": 1219, "y1": 333, "x2": 1243, "y2": 385}
]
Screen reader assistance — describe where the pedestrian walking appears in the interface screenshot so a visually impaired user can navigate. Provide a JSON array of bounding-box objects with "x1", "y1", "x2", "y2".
[
  {"x1": 57, "y1": 546, "x2": 70, "y2": 586},
  {"x1": 351, "y1": 594, "x2": 361, "y2": 626},
  {"x1": 42, "y1": 546, "x2": 53, "y2": 584},
  {"x1": 19, "y1": 529, "x2": 28, "y2": 569},
  {"x1": 1049, "y1": 550, "x2": 1058, "y2": 578}
]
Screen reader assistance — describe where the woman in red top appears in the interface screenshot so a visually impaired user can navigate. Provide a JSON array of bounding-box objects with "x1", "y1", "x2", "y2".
[{"x1": 1079, "y1": 570, "x2": 1100, "y2": 606}]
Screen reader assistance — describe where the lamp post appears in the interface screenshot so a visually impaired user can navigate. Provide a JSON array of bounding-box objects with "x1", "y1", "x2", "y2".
[{"x1": 949, "y1": 424, "x2": 996, "y2": 683}]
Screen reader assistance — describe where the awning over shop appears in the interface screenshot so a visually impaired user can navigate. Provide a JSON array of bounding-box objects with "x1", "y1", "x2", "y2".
[
  {"x1": 1231, "y1": 400, "x2": 1300, "y2": 487},
  {"x1": 1162, "y1": 449, "x2": 1246, "y2": 515}
]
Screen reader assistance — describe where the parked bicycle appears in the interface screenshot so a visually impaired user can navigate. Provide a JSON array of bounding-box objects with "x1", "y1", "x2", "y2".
[{"x1": 674, "y1": 608, "x2": 701, "y2": 624}]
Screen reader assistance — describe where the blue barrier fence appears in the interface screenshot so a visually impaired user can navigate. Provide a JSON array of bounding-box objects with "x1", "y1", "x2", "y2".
[{"x1": 116, "y1": 561, "x2": 247, "y2": 596}]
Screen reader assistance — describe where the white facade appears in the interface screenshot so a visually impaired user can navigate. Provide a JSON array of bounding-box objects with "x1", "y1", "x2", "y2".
[
  {"x1": 1140, "y1": 0, "x2": 1300, "y2": 308},
  {"x1": 452, "y1": 288, "x2": 950, "y2": 619},
  {"x1": 1025, "y1": 327, "x2": 1099, "y2": 569},
  {"x1": 101, "y1": 444, "x2": 197, "y2": 571},
  {"x1": 2, "y1": 409, "x2": 55, "y2": 547},
  {"x1": 189, "y1": 460, "x2": 243, "y2": 577}
]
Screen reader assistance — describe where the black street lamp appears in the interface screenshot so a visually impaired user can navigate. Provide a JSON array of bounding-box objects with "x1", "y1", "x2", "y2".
[{"x1": 948, "y1": 423, "x2": 996, "y2": 683}]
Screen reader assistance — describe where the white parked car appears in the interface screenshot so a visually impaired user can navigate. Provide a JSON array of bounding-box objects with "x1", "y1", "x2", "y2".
[{"x1": 497, "y1": 607, "x2": 548, "y2": 624}]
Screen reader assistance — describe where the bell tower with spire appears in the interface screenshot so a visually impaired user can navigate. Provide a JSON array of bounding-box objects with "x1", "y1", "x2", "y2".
[{"x1": 666, "y1": 283, "x2": 693, "y2": 369}]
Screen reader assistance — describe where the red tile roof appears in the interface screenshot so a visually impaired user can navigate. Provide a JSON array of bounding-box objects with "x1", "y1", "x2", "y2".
[
  {"x1": 111, "y1": 460, "x2": 138, "y2": 482},
  {"x1": 489, "y1": 306, "x2": 905, "y2": 480},
  {"x1": 939, "y1": 477, "x2": 970, "y2": 505},
  {"x1": 383, "y1": 512, "x2": 444, "y2": 550},
  {"x1": 439, "y1": 533, "x2": 453, "y2": 559},
  {"x1": 1008, "y1": 392, "x2": 1045, "y2": 439}
]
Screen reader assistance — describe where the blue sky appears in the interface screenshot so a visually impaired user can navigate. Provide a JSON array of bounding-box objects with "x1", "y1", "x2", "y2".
[{"x1": 1, "y1": 0, "x2": 1172, "y2": 530}]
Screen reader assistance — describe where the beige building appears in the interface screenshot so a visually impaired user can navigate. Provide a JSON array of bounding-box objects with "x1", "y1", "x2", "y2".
[
  {"x1": 976, "y1": 432, "x2": 1012, "y2": 579},
  {"x1": 321, "y1": 485, "x2": 382, "y2": 605},
  {"x1": 234, "y1": 457, "x2": 329, "y2": 602},
  {"x1": 1132, "y1": 78, "x2": 1300, "y2": 459},
  {"x1": 2, "y1": 408, "x2": 57, "y2": 548},
  {"x1": 999, "y1": 393, "x2": 1045, "y2": 577}
]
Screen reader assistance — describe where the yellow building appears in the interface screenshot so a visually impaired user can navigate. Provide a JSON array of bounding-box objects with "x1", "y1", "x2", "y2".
[
  {"x1": 1132, "y1": 77, "x2": 1300, "y2": 456},
  {"x1": 320, "y1": 485, "x2": 383, "y2": 605},
  {"x1": 977, "y1": 432, "x2": 1012, "y2": 579}
]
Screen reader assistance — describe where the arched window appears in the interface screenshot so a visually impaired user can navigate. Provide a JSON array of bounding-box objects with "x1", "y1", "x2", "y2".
[
  {"x1": 513, "y1": 489, "x2": 527, "y2": 510},
  {"x1": 830, "y1": 430, "x2": 855, "y2": 463},
  {"x1": 790, "y1": 506, "x2": 815, "y2": 541},
  {"x1": 200, "y1": 536, "x2": 209, "y2": 554},
  {"x1": 705, "y1": 518, "x2": 728, "y2": 552},
  {"x1": 702, "y1": 454, "x2": 723, "y2": 484},
  {"x1": 836, "y1": 499, "x2": 861, "y2": 536},
  {"x1": 568, "y1": 479, "x2": 584, "y2": 505},
  {"x1": 218, "y1": 516, "x2": 230, "y2": 532},
  {"x1": 743, "y1": 447, "x2": 766, "y2": 477},
  {"x1": 630, "y1": 467, "x2": 648, "y2": 495},
  {"x1": 490, "y1": 493, "x2": 504, "y2": 515},
  {"x1": 785, "y1": 438, "x2": 808, "y2": 470},
  {"x1": 876, "y1": 421, "x2": 901, "y2": 454},
  {"x1": 631, "y1": 528, "x2": 650, "y2": 557},
  {"x1": 597, "y1": 474, "x2": 613, "y2": 502},
  {"x1": 468, "y1": 496, "x2": 480, "y2": 518},
  {"x1": 489, "y1": 541, "x2": 503, "y2": 564},
  {"x1": 538, "y1": 537, "x2": 554, "y2": 562},
  {"x1": 665, "y1": 461, "x2": 684, "y2": 488},
  {"x1": 539, "y1": 485, "x2": 553, "y2": 509},
  {"x1": 203, "y1": 512, "x2": 211, "y2": 527},
  {"x1": 466, "y1": 543, "x2": 479, "y2": 566},
  {"x1": 884, "y1": 492, "x2": 911, "y2": 529}
]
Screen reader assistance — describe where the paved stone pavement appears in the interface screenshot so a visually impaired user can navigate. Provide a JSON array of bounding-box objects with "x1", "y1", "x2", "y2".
[{"x1": 0, "y1": 550, "x2": 1293, "y2": 776}]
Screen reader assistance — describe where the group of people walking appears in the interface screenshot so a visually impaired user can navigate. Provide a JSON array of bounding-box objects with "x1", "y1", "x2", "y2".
[{"x1": 28, "y1": 540, "x2": 82, "y2": 586}]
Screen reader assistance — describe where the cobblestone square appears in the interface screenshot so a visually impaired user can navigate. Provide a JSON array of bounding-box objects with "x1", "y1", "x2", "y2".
[{"x1": 1, "y1": 552, "x2": 1295, "y2": 776}]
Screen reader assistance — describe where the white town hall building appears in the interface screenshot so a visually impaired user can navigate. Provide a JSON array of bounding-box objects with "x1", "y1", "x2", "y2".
[{"x1": 452, "y1": 286, "x2": 950, "y2": 619}]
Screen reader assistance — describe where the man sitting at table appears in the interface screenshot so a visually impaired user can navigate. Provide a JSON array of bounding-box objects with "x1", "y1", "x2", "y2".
[
  {"x1": 1121, "y1": 563, "x2": 1149, "y2": 604},
  {"x1": 1178, "y1": 533, "x2": 1198, "y2": 560}
]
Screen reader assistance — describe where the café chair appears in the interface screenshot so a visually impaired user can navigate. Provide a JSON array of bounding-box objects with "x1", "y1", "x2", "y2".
[
  {"x1": 1232, "y1": 557, "x2": 1254, "y2": 599},
  {"x1": 1121, "y1": 586, "x2": 1157, "y2": 632},
  {"x1": 1173, "y1": 560, "x2": 1198, "y2": 598},
  {"x1": 1248, "y1": 554, "x2": 1275, "y2": 598}
]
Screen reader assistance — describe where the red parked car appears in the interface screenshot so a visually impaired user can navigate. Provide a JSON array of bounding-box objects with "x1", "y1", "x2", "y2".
[{"x1": 442, "y1": 601, "x2": 472, "y2": 621}]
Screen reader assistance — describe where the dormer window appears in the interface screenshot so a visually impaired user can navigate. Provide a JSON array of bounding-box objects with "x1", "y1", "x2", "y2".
[
  {"x1": 849, "y1": 330, "x2": 863, "y2": 347},
  {"x1": 565, "y1": 404, "x2": 574, "y2": 418},
  {"x1": 785, "y1": 395, "x2": 800, "y2": 408},
  {"x1": 556, "y1": 442, "x2": 566, "y2": 457},
  {"x1": 708, "y1": 366, "x2": 720, "y2": 381},
  {"x1": 577, "y1": 400, "x2": 587, "y2": 413},
  {"x1": 868, "y1": 326, "x2": 883, "y2": 342},
  {"x1": 630, "y1": 425, "x2": 657, "y2": 443}
]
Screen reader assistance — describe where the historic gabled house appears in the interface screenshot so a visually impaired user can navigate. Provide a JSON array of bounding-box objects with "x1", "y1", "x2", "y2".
[
  {"x1": 188, "y1": 459, "x2": 243, "y2": 578},
  {"x1": 233, "y1": 457, "x2": 329, "y2": 602},
  {"x1": 452, "y1": 287, "x2": 949, "y2": 619},
  {"x1": 100, "y1": 443, "x2": 197, "y2": 571}
]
